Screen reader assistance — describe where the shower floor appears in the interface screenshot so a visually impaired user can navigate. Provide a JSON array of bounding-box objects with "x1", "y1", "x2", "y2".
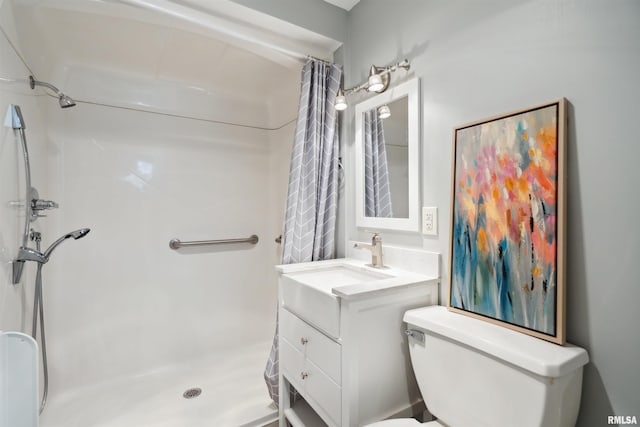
[{"x1": 40, "y1": 340, "x2": 277, "y2": 427}]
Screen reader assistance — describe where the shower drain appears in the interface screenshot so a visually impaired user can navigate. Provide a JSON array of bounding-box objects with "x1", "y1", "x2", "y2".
[{"x1": 183, "y1": 387, "x2": 202, "y2": 399}]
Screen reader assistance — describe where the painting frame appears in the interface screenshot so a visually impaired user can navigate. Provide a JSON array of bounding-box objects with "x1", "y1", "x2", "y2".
[{"x1": 448, "y1": 99, "x2": 567, "y2": 345}]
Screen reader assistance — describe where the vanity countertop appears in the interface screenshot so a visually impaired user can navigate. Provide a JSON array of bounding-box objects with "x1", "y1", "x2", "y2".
[{"x1": 276, "y1": 258, "x2": 438, "y2": 301}]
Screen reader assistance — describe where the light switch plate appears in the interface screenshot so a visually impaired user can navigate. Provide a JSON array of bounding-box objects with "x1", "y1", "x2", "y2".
[{"x1": 422, "y1": 207, "x2": 438, "y2": 236}]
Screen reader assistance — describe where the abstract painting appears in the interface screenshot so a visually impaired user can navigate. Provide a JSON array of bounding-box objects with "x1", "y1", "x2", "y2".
[{"x1": 448, "y1": 99, "x2": 567, "y2": 344}]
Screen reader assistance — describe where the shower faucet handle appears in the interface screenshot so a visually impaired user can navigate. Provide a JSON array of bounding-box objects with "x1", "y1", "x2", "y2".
[{"x1": 31, "y1": 199, "x2": 59, "y2": 211}]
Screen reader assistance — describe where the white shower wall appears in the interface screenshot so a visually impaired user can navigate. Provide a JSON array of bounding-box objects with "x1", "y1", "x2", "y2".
[
  {"x1": 40, "y1": 90, "x2": 295, "y2": 395},
  {"x1": 1, "y1": 1, "x2": 309, "y2": 418}
]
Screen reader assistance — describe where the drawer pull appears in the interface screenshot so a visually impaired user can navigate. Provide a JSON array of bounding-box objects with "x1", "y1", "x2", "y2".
[
  {"x1": 300, "y1": 371, "x2": 308, "y2": 380},
  {"x1": 300, "y1": 337, "x2": 308, "y2": 345}
]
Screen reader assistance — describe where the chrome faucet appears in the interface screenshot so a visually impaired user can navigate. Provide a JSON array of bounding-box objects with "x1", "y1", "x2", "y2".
[
  {"x1": 15, "y1": 228, "x2": 91, "y2": 265},
  {"x1": 32, "y1": 199, "x2": 59, "y2": 211},
  {"x1": 354, "y1": 233, "x2": 384, "y2": 268}
]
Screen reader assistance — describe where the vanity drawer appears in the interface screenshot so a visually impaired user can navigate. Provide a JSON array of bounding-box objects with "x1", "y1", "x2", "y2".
[
  {"x1": 280, "y1": 336, "x2": 305, "y2": 388},
  {"x1": 280, "y1": 338, "x2": 341, "y2": 426},
  {"x1": 280, "y1": 308, "x2": 341, "y2": 385},
  {"x1": 304, "y1": 357, "x2": 341, "y2": 426}
]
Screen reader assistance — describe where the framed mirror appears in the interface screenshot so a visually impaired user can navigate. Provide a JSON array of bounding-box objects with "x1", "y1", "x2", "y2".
[{"x1": 354, "y1": 78, "x2": 420, "y2": 231}]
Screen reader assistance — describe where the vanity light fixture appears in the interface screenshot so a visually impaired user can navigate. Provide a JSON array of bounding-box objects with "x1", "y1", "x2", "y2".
[
  {"x1": 335, "y1": 59, "x2": 410, "y2": 111},
  {"x1": 378, "y1": 105, "x2": 391, "y2": 119},
  {"x1": 367, "y1": 66, "x2": 387, "y2": 92},
  {"x1": 335, "y1": 88, "x2": 348, "y2": 111}
]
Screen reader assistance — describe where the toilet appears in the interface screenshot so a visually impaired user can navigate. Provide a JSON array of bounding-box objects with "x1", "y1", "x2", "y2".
[
  {"x1": 368, "y1": 306, "x2": 589, "y2": 427},
  {"x1": 0, "y1": 331, "x2": 39, "y2": 427}
]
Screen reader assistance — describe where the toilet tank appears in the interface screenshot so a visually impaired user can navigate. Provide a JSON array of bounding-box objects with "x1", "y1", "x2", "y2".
[{"x1": 404, "y1": 306, "x2": 589, "y2": 427}]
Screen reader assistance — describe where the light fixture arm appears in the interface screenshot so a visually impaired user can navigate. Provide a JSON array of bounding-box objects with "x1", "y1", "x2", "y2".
[
  {"x1": 342, "y1": 59, "x2": 410, "y2": 96},
  {"x1": 376, "y1": 59, "x2": 410, "y2": 81}
]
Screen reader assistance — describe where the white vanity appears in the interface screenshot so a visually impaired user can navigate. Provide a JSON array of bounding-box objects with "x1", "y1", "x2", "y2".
[
  {"x1": 277, "y1": 252, "x2": 438, "y2": 427},
  {"x1": 276, "y1": 76, "x2": 435, "y2": 426}
]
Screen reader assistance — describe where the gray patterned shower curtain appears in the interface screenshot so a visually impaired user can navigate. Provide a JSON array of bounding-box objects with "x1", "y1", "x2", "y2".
[
  {"x1": 263, "y1": 59, "x2": 342, "y2": 404},
  {"x1": 364, "y1": 109, "x2": 393, "y2": 217}
]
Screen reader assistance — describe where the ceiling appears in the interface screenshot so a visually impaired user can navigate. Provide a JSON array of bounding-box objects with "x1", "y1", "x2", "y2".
[{"x1": 322, "y1": 0, "x2": 360, "y2": 11}]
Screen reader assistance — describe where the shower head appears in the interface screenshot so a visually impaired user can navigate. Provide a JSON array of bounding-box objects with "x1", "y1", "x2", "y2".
[
  {"x1": 42, "y1": 228, "x2": 91, "y2": 261},
  {"x1": 29, "y1": 76, "x2": 76, "y2": 109},
  {"x1": 59, "y1": 94, "x2": 76, "y2": 108}
]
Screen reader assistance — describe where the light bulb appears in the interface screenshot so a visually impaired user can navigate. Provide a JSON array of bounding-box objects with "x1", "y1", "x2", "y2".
[
  {"x1": 368, "y1": 73, "x2": 384, "y2": 92},
  {"x1": 378, "y1": 105, "x2": 391, "y2": 119},
  {"x1": 335, "y1": 91, "x2": 348, "y2": 111}
]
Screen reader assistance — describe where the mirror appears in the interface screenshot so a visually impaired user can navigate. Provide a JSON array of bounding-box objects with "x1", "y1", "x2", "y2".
[{"x1": 354, "y1": 78, "x2": 420, "y2": 231}]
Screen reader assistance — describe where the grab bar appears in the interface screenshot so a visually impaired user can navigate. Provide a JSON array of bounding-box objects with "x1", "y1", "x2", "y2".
[
  {"x1": 169, "y1": 235, "x2": 259, "y2": 250},
  {"x1": 7, "y1": 104, "x2": 31, "y2": 284}
]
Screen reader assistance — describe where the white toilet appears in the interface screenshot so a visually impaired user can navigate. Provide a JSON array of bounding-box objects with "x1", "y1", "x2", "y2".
[
  {"x1": 368, "y1": 306, "x2": 589, "y2": 427},
  {"x1": 0, "y1": 331, "x2": 39, "y2": 427}
]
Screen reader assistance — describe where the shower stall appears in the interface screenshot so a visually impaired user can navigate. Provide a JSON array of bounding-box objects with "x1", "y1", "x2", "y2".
[{"x1": 0, "y1": 1, "x2": 338, "y2": 426}]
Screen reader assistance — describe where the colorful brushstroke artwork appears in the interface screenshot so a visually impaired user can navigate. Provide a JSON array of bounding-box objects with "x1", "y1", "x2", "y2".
[{"x1": 449, "y1": 100, "x2": 566, "y2": 344}]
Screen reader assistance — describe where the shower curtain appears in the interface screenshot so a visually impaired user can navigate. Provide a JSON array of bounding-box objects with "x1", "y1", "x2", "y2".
[
  {"x1": 364, "y1": 109, "x2": 393, "y2": 217},
  {"x1": 264, "y1": 58, "x2": 342, "y2": 404}
]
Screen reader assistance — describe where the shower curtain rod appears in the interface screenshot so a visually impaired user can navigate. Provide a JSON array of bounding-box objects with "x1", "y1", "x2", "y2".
[
  {"x1": 306, "y1": 55, "x2": 333, "y2": 65},
  {"x1": 1, "y1": 71, "x2": 297, "y2": 130},
  {"x1": 66, "y1": 99, "x2": 298, "y2": 131},
  {"x1": 0, "y1": 37, "x2": 298, "y2": 130},
  {"x1": 0, "y1": 26, "x2": 34, "y2": 76},
  {"x1": 1, "y1": 10, "x2": 308, "y2": 131}
]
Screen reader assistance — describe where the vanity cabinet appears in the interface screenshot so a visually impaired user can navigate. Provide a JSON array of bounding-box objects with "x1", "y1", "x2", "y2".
[{"x1": 277, "y1": 259, "x2": 438, "y2": 427}]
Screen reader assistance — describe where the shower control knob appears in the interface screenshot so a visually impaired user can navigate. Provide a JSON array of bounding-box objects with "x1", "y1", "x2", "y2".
[
  {"x1": 300, "y1": 372, "x2": 308, "y2": 380},
  {"x1": 32, "y1": 199, "x2": 59, "y2": 210},
  {"x1": 300, "y1": 337, "x2": 308, "y2": 345}
]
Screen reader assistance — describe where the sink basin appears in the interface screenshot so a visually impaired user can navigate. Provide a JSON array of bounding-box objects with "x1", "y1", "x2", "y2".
[
  {"x1": 287, "y1": 265, "x2": 392, "y2": 292},
  {"x1": 278, "y1": 259, "x2": 436, "y2": 338},
  {"x1": 278, "y1": 261, "x2": 396, "y2": 339}
]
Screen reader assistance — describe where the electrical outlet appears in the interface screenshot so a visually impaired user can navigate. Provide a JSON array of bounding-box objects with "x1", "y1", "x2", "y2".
[{"x1": 422, "y1": 207, "x2": 438, "y2": 236}]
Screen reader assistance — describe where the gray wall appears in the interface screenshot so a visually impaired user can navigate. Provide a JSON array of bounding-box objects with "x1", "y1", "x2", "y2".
[{"x1": 340, "y1": 0, "x2": 640, "y2": 425}]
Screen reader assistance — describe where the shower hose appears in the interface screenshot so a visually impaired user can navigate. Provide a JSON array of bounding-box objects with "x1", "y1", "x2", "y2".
[{"x1": 31, "y1": 235, "x2": 49, "y2": 415}]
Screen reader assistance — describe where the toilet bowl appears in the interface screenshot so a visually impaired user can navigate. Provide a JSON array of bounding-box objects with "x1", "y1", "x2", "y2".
[{"x1": 367, "y1": 306, "x2": 589, "y2": 427}]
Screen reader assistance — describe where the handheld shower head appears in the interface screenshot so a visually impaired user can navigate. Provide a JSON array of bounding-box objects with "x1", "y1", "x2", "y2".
[
  {"x1": 29, "y1": 76, "x2": 76, "y2": 109},
  {"x1": 42, "y1": 228, "x2": 91, "y2": 260},
  {"x1": 68, "y1": 228, "x2": 90, "y2": 240}
]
